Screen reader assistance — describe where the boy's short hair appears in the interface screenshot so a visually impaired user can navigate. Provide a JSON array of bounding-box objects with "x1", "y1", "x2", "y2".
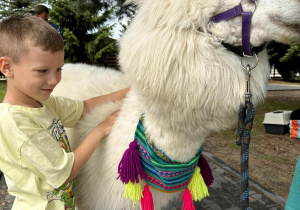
[{"x1": 0, "y1": 14, "x2": 64, "y2": 63}]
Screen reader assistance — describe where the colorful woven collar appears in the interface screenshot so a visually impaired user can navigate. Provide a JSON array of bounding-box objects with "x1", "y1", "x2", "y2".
[
  {"x1": 118, "y1": 115, "x2": 214, "y2": 210},
  {"x1": 135, "y1": 116, "x2": 203, "y2": 192}
]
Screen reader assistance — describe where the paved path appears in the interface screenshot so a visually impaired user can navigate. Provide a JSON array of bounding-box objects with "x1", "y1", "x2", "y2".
[
  {"x1": 0, "y1": 172, "x2": 14, "y2": 210},
  {"x1": 164, "y1": 151, "x2": 285, "y2": 210},
  {"x1": 0, "y1": 151, "x2": 285, "y2": 210},
  {"x1": 268, "y1": 84, "x2": 300, "y2": 91}
]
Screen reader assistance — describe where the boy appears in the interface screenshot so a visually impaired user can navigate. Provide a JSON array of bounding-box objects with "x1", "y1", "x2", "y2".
[{"x1": 0, "y1": 14, "x2": 129, "y2": 209}]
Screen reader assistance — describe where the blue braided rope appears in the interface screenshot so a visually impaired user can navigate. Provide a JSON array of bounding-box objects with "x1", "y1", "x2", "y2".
[{"x1": 236, "y1": 101, "x2": 255, "y2": 210}]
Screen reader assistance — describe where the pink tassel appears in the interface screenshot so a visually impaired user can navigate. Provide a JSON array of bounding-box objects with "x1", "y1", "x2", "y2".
[
  {"x1": 118, "y1": 141, "x2": 146, "y2": 184},
  {"x1": 180, "y1": 188, "x2": 195, "y2": 210},
  {"x1": 198, "y1": 155, "x2": 214, "y2": 186},
  {"x1": 141, "y1": 184, "x2": 154, "y2": 210}
]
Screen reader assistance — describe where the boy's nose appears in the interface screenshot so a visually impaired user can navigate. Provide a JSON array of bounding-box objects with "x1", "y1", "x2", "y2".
[{"x1": 48, "y1": 74, "x2": 61, "y2": 86}]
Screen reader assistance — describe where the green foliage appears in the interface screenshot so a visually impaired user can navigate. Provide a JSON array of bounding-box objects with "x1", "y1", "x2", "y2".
[
  {"x1": 63, "y1": 28, "x2": 80, "y2": 63},
  {"x1": 85, "y1": 26, "x2": 118, "y2": 63},
  {"x1": 0, "y1": 82, "x2": 7, "y2": 102},
  {"x1": 267, "y1": 40, "x2": 300, "y2": 67},
  {"x1": 267, "y1": 40, "x2": 300, "y2": 80},
  {"x1": 114, "y1": 0, "x2": 136, "y2": 21},
  {"x1": 50, "y1": 0, "x2": 109, "y2": 63},
  {"x1": 49, "y1": 0, "x2": 135, "y2": 64},
  {"x1": 281, "y1": 41, "x2": 300, "y2": 62},
  {"x1": 0, "y1": 0, "x2": 45, "y2": 20},
  {"x1": 0, "y1": 0, "x2": 136, "y2": 64}
]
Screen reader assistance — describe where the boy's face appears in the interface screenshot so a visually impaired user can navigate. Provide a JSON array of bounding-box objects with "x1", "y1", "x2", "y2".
[{"x1": 9, "y1": 46, "x2": 64, "y2": 105}]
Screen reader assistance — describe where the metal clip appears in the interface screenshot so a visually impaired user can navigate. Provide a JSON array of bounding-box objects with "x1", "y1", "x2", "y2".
[{"x1": 244, "y1": 65, "x2": 252, "y2": 103}]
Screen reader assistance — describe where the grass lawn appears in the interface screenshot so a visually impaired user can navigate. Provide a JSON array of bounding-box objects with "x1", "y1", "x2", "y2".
[
  {"x1": 217, "y1": 99, "x2": 300, "y2": 140},
  {"x1": 0, "y1": 81, "x2": 7, "y2": 102}
]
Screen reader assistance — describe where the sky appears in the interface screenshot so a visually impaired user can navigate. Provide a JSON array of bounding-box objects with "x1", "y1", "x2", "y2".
[{"x1": 110, "y1": 19, "x2": 124, "y2": 39}]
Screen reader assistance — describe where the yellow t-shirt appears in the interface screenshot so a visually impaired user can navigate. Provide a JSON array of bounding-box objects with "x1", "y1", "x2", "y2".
[{"x1": 0, "y1": 95, "x2": 84, "y2": 210}]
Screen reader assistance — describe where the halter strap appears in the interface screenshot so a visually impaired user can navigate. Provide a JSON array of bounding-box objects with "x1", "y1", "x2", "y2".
[
  {"x1": 210, "y1": 4, "x2": 243, "y2": 23},
  {"x1": 209, "y1": 0, "x2": 258, "y2": 56},
  {"x1": 221, "y1": 42, "x2": 266, "y2": 57},
  {"x1": 242, "y1": 12, "x2": 253, "y2": 56}
]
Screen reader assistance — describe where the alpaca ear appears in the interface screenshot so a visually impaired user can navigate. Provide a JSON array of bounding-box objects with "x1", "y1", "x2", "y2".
[{"x1": 0, "y1": 57, "x2": 13, "y2": 78}]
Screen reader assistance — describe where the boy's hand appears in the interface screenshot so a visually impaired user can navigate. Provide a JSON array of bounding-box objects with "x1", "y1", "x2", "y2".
[
  {"x1": 67, "y1": 110, "x2": 120, "y2": 183},
  {"x1": 96, "y1": 111, "x2": 120, "y2": 138}
]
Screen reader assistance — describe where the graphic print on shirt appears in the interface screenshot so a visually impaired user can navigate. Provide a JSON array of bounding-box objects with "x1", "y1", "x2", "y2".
[
  {"x1": 48, "y1": 119, "x2": 71, "y2": 152},
  {"x1": 47, "y1": 180, "x2": 75, "y2": 210},
  {"x1": 46, "y1": 119, "x2": 75, "y2": 209}
]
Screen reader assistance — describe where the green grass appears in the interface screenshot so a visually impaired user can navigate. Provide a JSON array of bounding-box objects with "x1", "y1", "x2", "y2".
[
  {"x1": 0, "y1": 82, "x2": 7, "y2": 102},
  {"x1": 254, "y1": 99, "x2": 300, "y2": 133},
  {"x1": 215, "y1": 98, "x2": 300, "y2": 141},
  {"x1": 261, "y1": 155, "x2": 287, "y2": 164}
]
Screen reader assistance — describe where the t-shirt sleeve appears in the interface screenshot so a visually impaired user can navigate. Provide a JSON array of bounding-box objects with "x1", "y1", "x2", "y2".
[
  {"x1": 21, "y1": 130, "x2": 74, "y2": 188},
  {"x1": 45, "y1": 95, "x2": 84, "y2": 128}
]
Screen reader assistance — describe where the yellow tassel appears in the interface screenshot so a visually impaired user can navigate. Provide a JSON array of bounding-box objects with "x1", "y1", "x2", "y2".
[
  {"x1": 188, "y1": 166, "x2": 209, "y2": 201},
  {"x1": 124, "y1": 179, "x2": 142, "y2": 207}
]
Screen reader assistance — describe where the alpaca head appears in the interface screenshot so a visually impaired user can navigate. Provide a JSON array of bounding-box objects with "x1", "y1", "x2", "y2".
[
  {"x1": 119, "y1": 0, "x2": 300, "y2": 133},
  {"x1": 123, "y1": 0, "x2": 300, "y2": 46}
]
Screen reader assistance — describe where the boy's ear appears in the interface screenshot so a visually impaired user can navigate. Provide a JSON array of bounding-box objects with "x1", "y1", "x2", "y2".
[{"x1": 0, "y1": 57, "x2": 13, "y2": 78}]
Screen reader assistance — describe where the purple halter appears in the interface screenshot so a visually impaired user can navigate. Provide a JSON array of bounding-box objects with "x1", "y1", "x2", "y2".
[{"x1": 209, "y1": 0, "x2": 258, "y2": 57}]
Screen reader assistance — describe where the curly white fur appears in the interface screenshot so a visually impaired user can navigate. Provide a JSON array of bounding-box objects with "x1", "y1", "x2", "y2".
[{"x1": 53, "y1": 0, "x2": 300, "y2": 209}]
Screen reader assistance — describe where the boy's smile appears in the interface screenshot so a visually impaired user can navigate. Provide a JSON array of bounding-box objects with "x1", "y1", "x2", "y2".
[{"x1": 5, "y1": 46, "x2": 64, "y2": 107}]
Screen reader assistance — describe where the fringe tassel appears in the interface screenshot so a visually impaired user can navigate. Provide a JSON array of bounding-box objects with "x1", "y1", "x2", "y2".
[
  {"x1": 188, "y1": 166, "x2": 209, "y2": 201},
  {"x1": 118, "y1": 141, "x2": 146, "y2": 184},
  {"x1": 198, "y1": 155, "x2": 214, "y2": 186},
  {"x1": 141, "y1": 184, "x2": 154, "y2": 210},
  {"x1": 180, "y1": 188, "x2": 195, "y2": 210},
  {"x1": 124, "y1": 179, "x2": 142, "y2": 207}
]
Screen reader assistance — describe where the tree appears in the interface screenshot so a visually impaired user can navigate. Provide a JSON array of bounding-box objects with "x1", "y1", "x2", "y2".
[
  {"x1": 114, "y1": 0, "x2": 136, "y2": 21},
  {"x1": 49, "y1": 0, "x2": 136, "y2": 64},
  {"x1": 280, "y1": 41, "x2": 300, "y2": 63},
  {"x1": 0, "y1": 0, "x2": 44, "y2": 20},
  {"x1": 267, "y1": 40, "x2": 300, "y2": 81}
]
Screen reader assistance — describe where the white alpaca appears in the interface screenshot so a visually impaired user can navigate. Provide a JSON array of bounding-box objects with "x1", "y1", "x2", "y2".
[{"x1": 53, "y1": 0, "x2": 300, "y2": 209}]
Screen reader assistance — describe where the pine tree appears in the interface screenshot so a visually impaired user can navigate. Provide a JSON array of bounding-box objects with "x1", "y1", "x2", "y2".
[
  {"x1": 267, "y1": 40, "x2": 300, "y2": 81},
  {"x1": 49, "y1": 0, "x2": 135, "y2": 64},
  {"x1": 280, "y1": 40, "x2": 300, "y2": 63},
  {"x1": 0, "y1": 0, "x2": 45, "y2": 20}
]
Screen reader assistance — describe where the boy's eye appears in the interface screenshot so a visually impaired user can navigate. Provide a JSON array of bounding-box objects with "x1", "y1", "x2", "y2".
[
  {"x1": 38, "y1": 70, "x2": 47, "y2": 73},
  {"x1": 57, "y1": 68, "x2": 62, "y2": 71}
]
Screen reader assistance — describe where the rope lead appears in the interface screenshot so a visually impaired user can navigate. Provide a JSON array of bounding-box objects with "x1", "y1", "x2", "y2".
[{"x1": 236, "y1": 101, "x2": 255, "y2": 210}]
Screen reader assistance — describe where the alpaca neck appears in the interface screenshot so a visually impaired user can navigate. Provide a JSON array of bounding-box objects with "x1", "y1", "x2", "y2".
[{"x1": 139, "y1": 100, "x2": 209, "y2": 163}]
